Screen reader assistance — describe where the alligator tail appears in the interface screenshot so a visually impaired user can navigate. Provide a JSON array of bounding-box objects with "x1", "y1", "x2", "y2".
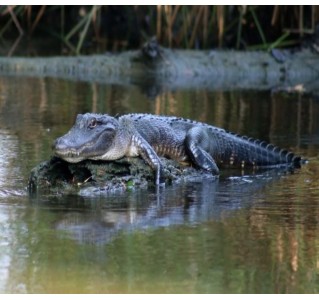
[
  {"x1": 262, "y1": 142, "x2": 304, "y2": 167},
  {"x1": 223, "y1": 132, "x2": 306, "y2": 168},
  {"x1": 251, "y1": 138, "x2": 306, "y2": 167}
]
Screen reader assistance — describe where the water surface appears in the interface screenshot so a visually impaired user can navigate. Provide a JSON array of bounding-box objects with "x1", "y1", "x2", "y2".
[{"x1": 0, "y1": 76, "x2": 319, "y2": 293}]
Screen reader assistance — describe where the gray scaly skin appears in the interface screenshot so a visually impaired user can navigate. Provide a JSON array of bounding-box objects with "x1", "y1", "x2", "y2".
[{"x1": 53, "y1": 113, "x2": 303, "y2": 185}]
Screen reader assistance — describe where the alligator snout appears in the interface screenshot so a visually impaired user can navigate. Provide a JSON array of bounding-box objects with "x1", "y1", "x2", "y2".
[
  {"x1": 52, "y1": 136, "x2": 74, "y2": 155},
  {"x1": 52, "y1": 137, "x2": 65, "y2": 151},
  {"x1": 52, "y1": 136, "x2": 86, "y2": 163}
]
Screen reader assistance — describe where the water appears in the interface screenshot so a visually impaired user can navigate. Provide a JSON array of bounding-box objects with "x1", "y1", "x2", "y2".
[{"x1": 0, "y1": 75, "x2": 319, "y2": 293}]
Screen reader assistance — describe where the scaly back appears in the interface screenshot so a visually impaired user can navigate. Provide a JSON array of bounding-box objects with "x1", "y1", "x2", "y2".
[{"x1": 125, "y1": 114, "x2": 302, "y2": 168}]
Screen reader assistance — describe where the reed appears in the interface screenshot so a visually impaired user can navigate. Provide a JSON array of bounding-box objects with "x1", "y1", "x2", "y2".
[{"x1": 0, "y1": 5, "x2": 317, "y2": 55}]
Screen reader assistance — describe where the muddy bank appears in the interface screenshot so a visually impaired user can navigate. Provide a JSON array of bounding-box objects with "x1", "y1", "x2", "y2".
[
  {"x1": 28, "y1": 156, "x2": 215, "y2": 196},
  {"x1": 1, "y1": 40, "x2": 319, "y2": 92}
]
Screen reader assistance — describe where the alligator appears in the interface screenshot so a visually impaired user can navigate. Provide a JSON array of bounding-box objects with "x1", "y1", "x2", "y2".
[{"x1": 53, "y1": 113, "x2": 304, "y2": 185}]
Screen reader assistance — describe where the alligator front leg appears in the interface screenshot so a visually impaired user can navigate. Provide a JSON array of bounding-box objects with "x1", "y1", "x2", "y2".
[
  {"x1": 131, "y1": 134, "x2": 165, "y2": 185},
  {"x1": 185, "y1": 126, "x2": 220, "y2": 175}
]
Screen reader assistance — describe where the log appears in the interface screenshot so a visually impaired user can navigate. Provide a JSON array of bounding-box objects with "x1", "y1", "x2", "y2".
[{"x1": 1, "y1": 40, "x2": 319, "y2": 92}]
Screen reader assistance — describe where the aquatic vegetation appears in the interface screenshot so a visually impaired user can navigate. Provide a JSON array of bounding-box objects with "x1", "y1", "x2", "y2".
[{"x1": 0, "y1": 5, "x2": 317, "y2": 55}]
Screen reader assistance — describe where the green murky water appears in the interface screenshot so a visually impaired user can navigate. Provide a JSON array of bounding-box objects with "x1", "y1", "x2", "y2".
[{"x1": 0, "y1": 76, "x2": 319, "y2": 293}]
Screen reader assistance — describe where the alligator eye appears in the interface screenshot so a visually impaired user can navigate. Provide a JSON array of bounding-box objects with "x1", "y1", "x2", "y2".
[{"x1": 88, "y1": 118, "x2": 97, "y2": 129}]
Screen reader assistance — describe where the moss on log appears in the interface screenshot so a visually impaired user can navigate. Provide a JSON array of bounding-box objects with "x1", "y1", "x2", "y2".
[{"x1": 28, "y1": 156, "x2": 215, "y2": 196}]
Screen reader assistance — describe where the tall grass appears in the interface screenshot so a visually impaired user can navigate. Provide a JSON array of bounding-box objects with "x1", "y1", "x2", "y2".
[{"x1": 0, "y1": 5, "x2": 317, "y2": 55}]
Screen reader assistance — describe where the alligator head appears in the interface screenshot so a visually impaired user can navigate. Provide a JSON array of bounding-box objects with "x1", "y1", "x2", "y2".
[{"x1": 53, "y1": 113, "x2": 120, "y2": 163}]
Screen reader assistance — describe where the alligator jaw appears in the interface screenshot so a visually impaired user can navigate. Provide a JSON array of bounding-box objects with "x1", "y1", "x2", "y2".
[
  {"x1": 54, "y1": 139, "x2": 119, "y2": 163},
  {"x1": 54, "y1": 147, "x2": 86, "y2": 163},
  {"x1": 53, "y1": 137, "x2": 90, "y2": 163}
]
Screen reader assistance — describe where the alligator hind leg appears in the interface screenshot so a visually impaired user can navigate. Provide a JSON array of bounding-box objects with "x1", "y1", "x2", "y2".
[{"x1": 185, "y1": 126, "x2": 219, "y2": 175}]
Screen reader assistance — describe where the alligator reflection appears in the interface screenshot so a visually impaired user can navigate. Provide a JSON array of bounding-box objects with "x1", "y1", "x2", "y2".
[{"x1": 34, "y1": 169, "x2": 295, "y2": 245}]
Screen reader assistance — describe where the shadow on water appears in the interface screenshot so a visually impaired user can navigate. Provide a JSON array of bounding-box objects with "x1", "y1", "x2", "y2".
[{"x1": 29, "y1": 168, "x2": 296, "y2": 245}]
